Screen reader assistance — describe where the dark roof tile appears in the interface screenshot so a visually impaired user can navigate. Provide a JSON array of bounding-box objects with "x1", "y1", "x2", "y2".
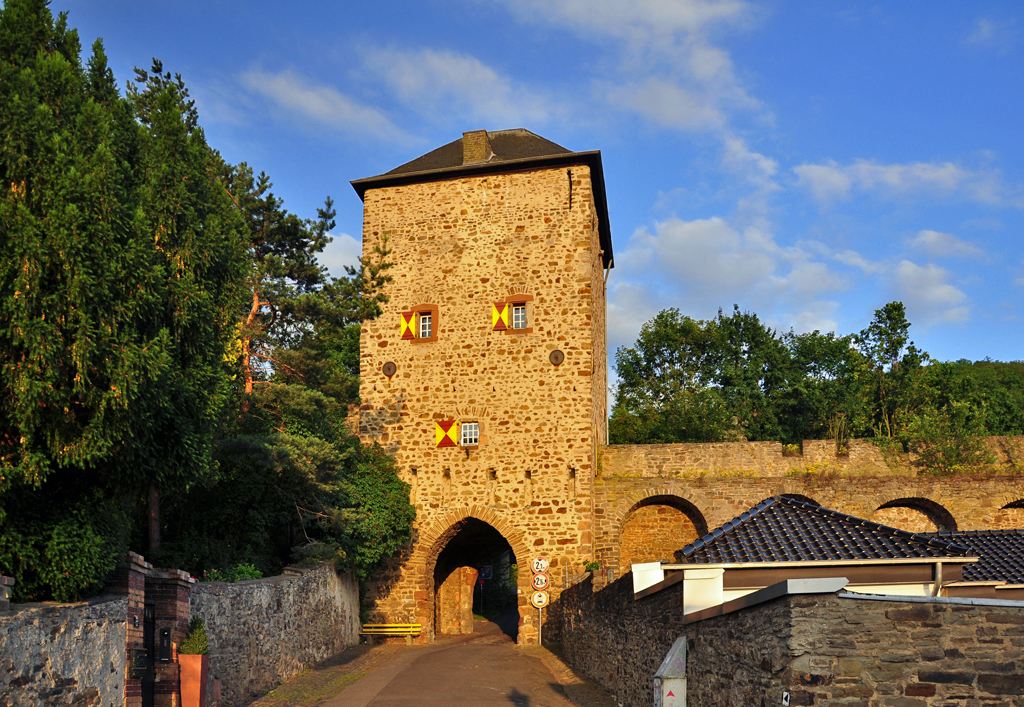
[
  {"x1": 925, "y1": 530, "x2": 1024, "y2": 583},
  {"x1": 679, "y1": 497, "x2": 971, "y2": 564},
  {"x1": 386, "y1": 129, "x2": 572, "y2": 175}
]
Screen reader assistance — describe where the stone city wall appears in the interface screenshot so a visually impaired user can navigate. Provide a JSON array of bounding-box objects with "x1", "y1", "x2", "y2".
[
  {"x1": 357, "y1": 163, "x2": 607, "y2": 642},
  {"x1": 595, "y1": 438, "x2": 1024, "y2": 574},
  {"x1": 0, "y1": 595, "x2": 128, "y2": 707},
  {"x1": 189, "y1": 562, "x2": 359, "y2": 707},
  {"x1": 600, "y1": 435, "x2": 1024, "y2": 480},
  {"x1": 560, "y1": 575, "x2": 1024, "y2": 707}
]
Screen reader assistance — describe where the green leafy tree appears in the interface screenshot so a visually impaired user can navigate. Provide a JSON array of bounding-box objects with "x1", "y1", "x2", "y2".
[
  {"x1": 610, "y1": 309, "x2": 733, "y2": 443},
  {"x1": 0, "y1": 1, "x2": 246, "y2": 599},
  {"x1": 855, "y1": 302, "x2": 927, "y2": 441},
  {"x1": 908, "y1": 401, "x2": 993, "y2": 475}
]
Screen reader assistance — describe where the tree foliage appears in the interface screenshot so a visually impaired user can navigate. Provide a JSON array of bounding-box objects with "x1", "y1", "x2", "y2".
[
  {"x1": 611, "y1": 301, "x2": 1024, "y2": 476},
  {"x1": 0, "y1": 1, "x2": 411, "y2": 600}
]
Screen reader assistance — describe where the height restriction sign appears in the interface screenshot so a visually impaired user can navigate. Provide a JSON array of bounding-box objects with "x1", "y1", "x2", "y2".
[
  {"x1": 531, "y1": 572, "x2": 549, "y2": 590},
  {"x1": 531, "y1": 557, "x2": 549, "y2": 574}
]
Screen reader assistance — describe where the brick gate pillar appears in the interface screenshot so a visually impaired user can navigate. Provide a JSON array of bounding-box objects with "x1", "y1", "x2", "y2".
[
  {"x1": 109, "y1": 552, "x2": 152, "y2": 707},
  {"x1": 147, "y1": 568, "x2": 195, "y2": 707}
]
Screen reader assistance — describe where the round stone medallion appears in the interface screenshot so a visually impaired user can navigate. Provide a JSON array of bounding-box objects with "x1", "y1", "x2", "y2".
[{"x1": 549, "y1": 350, "x2": 565, "y2": 366}]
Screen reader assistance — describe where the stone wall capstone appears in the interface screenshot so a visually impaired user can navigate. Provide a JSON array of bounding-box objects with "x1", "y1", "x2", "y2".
[
  {"x1": 189, "y1": 563, "x2": 358, "y2": 707},
  {"x1": 0, "y1": 595, "x2": 127, "y2": 707}
]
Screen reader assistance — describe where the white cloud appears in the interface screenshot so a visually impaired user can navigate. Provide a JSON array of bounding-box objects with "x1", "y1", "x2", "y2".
[
  {"x1": 911, "y1": 230, "x2": 985, "y2": 259},
  {"x1": 722, "y1": 135, "x2": 778, "y2": 188},
  {"x1": 499, "y1": 0, "x2": 763, "y2": 135},
  {"x1": 501, "y1": 0, "x2": 751, "y2": 38},
  {"x1": 320, "y1": 233, "x2": 362, "y2": 278},
  {"x1": 240, "y1": 70, "x2": 409, "y2": 142},
  {"x1": 605, "y1": 78, "x2": 724, "y2": 131},
  {"x1": 834, "y1": 249, "x2": 885, "y2": 275},
  {"x1": 793, "y1": 158, "x2": 1014, "y2": 205},
  {"x1": 362, "y1": 47, "x2": 563, "y2": 126},
  {"x1": 963, "y1": 18, "x2": 1017, "y2": 52},
  {"x1": 606, "y1": 215, "x2": 850, "y2": 350},
  {"x1": 894, "y1": 260, "x2": 969, "y2": 323}
]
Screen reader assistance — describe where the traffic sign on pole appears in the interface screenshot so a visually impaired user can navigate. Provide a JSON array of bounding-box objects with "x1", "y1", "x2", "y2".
[
  {"x1": 531, "y1": 572, "x2": 549, "y2": 590},
  {"x1": 531, "y1": 590, "x2": 549, "y2": 608}
]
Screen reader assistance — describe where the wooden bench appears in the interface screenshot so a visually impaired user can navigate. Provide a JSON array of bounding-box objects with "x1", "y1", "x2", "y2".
[{"x1": 359, "y1": 623, "x2": 422, "y2": 643}]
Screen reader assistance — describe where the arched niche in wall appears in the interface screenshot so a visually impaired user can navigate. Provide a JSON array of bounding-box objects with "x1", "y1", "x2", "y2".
[
  {"x1": 618, "y1": 495, "x2": 708, "y2": 571},
  {"x1": 991, "y1": 499, "x2": 1024, "y2": 530},
  {"x1": 870, "y1": 497, "x2": 958, "y2": 533}
]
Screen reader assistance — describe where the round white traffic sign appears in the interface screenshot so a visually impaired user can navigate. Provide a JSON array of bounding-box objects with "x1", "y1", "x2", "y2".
[
  {"x1": 531, "y1": 556, "x2": 549, "y2": 574},
  {"x1": 531, "y1": 590, "x2": 549, "y2": 608},
  {"x1": 531, "y1": 572, "x2": 549, "y2": 590}
]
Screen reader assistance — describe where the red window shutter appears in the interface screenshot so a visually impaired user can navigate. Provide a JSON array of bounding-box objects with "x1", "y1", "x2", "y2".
[{"x1": 401, "y1": 311, "x2": 416, "y2": 339}]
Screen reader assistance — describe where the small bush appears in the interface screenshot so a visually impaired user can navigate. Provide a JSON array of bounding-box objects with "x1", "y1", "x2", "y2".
[
  {"x1": 179, "y1": 616, "x2": 208, "y2": 655},
  {"x1": 782, "y1": 443, "x2": 801, "y2": 457},
  {"x1": 201, "y1": 562, "x2": 264, "y2": 583}
]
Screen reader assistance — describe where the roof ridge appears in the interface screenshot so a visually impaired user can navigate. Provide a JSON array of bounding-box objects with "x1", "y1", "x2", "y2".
[{"x1": 679, "y1": 497, "x2": 778, "y2": 557}]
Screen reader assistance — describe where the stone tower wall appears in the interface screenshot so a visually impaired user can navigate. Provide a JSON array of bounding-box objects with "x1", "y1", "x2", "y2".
[{"x1": 358, "y1": 163, "x2": 607, "y2": 642}]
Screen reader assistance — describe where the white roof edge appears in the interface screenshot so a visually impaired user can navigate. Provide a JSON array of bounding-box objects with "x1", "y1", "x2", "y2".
[{"x1": 838, "y1": 592, "x2": 1024, "y2": 607}]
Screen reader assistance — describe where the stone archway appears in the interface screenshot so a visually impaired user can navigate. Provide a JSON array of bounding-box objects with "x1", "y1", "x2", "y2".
[
  {"x1": 871, "y1": 497, "x2": 958, "y2": 532},
  {"x1": 991, "y1": 499, "x2": 1024, "y2": 529},
  {"x1": 617, "y1": 494, "x2": 709, "y2": 572},
  {"x1": 411, "y1": 507, "x2": 533, "y2": 644}
]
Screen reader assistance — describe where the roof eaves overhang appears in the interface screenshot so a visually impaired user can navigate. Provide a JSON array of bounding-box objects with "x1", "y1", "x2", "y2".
[
  {"x1": 351, "y1": 151, "x2": 614, "y2": 269},
  {"x1": 661, "y1": 558, "x2": 977, "y2": 570}
]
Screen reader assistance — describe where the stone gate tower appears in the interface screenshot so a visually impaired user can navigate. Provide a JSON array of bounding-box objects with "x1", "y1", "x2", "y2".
[{"x1": 351, "y1": 129, "x2": 613, "y2": 644}]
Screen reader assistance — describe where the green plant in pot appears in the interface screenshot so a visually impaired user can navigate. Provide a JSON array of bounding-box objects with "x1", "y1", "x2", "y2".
[{"x1": 179, "y1": 616, "x2": 209, "y2": 707}]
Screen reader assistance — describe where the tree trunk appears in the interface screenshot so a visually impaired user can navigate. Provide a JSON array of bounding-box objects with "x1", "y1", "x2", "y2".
[
  {"x1": 148, "y1": 484, "x2": 160, "y2": 555},
  {"x1": 243, "y1": 288, "x2": 261, "y2": 396}
]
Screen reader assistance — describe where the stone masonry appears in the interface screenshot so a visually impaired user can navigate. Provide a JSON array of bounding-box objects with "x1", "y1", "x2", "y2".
[
  {"x1": 560, "y1": 573, "x2": 1024, "y2": 707},
  {"x1": 595, "y1": 437, "x2": 1024, "y2": 576},
  {"x1": 0, "y1": 595, "x2": 128, "y2": 707},
  {"x1": 356, "y1": 144, "x2": 608, "y2": 643}
]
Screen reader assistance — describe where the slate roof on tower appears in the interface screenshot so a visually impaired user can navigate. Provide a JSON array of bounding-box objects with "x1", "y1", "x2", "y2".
[
  {"x1": 924, "y1": 529, "x2": 1024, "y2": 583},
  {"x1": 351, "y1": 128, "x2": 614, "y2": 268},
  {"x1": 385, "y1": 128, "x2": 573, "y2": 175},
  {"x1": 678, "y1": 496, "x2": 973, "y2": 564}
]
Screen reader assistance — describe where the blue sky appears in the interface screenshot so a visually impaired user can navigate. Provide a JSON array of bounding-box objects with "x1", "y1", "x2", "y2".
[{"x1": 59, "y1": 0, "x2": 1023, "y2": 363}]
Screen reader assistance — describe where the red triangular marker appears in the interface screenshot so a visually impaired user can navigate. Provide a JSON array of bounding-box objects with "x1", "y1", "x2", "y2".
[{"x1": 667, "y1": 691, "x2": 675, "y2": 697}]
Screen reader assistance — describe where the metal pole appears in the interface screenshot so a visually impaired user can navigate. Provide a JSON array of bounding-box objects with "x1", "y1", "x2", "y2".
[{"x1": 538, "y1": 607, "x2": 543, "y2": 646}]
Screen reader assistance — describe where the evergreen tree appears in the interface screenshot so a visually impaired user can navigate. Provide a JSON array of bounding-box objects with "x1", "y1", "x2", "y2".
[{"x1": 0, "y1": 1, "x2": 247, "y2": 599}]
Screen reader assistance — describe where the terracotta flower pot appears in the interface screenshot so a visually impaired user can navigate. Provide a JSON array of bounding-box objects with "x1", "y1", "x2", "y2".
[{"x1": 179, "y1": 654, "x2": 209, "y2": 707}]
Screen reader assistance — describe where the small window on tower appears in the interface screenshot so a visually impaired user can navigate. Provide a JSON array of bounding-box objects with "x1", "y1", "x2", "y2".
[
  {"x1": 511, "y1": 303, "x2": 527, "y2": 330},
  {"x1": 404, "y1": 304, "x2": 438, "y2": 343},
  {"x1": 461, "y1": 422, "x2": 480, "y2": 447}
]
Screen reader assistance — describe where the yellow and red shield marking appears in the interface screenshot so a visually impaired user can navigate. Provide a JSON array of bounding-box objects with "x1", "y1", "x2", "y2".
[
  {"x1": 400, "y1": 311, "x2": 416, "y2": 340},
  {"x1": 491, "y1": 302, "x2": 509, "y2": 331},
  {"x1": 435, "y1": 420, "x2": 459, "y2": 448}
]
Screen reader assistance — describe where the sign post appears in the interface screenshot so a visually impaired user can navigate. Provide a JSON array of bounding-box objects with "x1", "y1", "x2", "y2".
[{"x1": 530, "y1": 556, "x2": 550, "y2": 647}]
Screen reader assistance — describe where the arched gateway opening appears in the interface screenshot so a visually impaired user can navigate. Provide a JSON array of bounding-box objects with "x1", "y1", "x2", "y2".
[
  {"x1": 619, "y1": 495, "x2": 708, "y2": 570},
  {"x1": 428, "y1": 518, "x2": 520, "y2": 641}
]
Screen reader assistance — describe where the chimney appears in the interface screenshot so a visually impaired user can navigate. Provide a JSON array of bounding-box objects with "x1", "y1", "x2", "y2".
[{"x1": 462, "y1": 130, "x2": 492, "y2": 165}]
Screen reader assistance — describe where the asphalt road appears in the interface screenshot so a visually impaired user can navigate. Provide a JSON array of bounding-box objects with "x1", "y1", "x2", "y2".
[{"x1": 323, "y1": 620, "x2": 574, "y2": 707}]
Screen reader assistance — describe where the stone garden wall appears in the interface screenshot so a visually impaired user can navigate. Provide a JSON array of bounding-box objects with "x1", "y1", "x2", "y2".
[
  {"x1": 190, "y1": 563, "x2": 359, "y2": 706},
  {"x1": 0, "y1": 595, "x2": 128, "y2": 707},
  {"x1": 560, "y1": 574, "x2": 1024, "y2": 707}
]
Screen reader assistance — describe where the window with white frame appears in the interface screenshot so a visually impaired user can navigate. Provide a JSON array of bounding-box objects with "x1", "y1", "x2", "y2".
[
  {"x1": 511, "y1": 303, "x2": 527, "y2": 330},
  {"x1": 461, "y1": 422, "x2": 479, "y2": 446},
  {"x1": 419, "y1": 313, "x2": 432, "y2": 339}
]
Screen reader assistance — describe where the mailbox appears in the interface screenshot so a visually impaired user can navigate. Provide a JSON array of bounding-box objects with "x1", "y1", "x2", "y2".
[
  {"x1": 129, "y1": 646, "x2": 149, "y2": 679},
  {"x1": 653, "y1": 636, "x2": 687, "y2": 707},
  {"x1": 159, "y1": 628, "x2": 171, "y2": 662}
]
